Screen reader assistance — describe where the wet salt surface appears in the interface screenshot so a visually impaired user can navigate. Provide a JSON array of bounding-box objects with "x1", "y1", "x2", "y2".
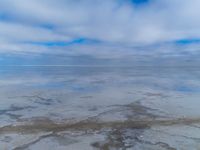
[{"x1": 0, "y1": 66, "x2": 200, "y2": 149}]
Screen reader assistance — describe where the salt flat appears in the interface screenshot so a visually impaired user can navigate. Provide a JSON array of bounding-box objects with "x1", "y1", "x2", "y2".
[{"x1": 0, "y1": 66, "x2": 200, "y2": 150}]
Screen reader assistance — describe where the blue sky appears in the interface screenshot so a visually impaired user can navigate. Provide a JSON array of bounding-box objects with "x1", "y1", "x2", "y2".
[{"x1": 0, "y1": 0, "x2": 200, "y2": 65}]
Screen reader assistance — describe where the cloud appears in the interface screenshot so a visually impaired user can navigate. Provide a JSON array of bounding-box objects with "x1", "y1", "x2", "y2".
[{"x1": 0, "y1": 0, "x2": 200, "y2": 60}]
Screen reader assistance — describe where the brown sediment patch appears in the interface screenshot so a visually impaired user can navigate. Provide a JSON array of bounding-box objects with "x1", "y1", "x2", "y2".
[
  {"x1": 92, "y1": 128, "x2": 178, "y2": 150},
  {"x1": 92, "y1": 129, "x2": 129, "y2": 149},
  {"x1": 1, "y1": 117, "x2": 200, "y2": 134},
  {"x1": 107, "y1": 101, "x2": 167, "y2": 120}
]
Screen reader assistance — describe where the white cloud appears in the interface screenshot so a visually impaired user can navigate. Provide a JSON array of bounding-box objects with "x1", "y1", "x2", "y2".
[{"x1": 0, "y1": 0, "x2": 200, "y2": 57}]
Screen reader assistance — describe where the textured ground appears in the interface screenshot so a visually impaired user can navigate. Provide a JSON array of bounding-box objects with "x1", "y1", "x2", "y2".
[{"x1": 0, "y1": 66, "x2": 200, "y2": 150}]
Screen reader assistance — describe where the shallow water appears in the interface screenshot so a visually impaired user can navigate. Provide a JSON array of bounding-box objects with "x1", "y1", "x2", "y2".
[{"x1": 0, "y1": 66, "x2": 200, "y2": 150}]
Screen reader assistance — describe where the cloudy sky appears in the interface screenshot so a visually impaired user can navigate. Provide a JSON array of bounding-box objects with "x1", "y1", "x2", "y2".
[{"x1": 0, "y1": 0, "x2": 200, "y2": 65}]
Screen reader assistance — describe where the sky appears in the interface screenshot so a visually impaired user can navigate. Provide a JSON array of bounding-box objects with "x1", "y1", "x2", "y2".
[{"x1": 0, "y1": 0, "x2": 200, "y2": 65}]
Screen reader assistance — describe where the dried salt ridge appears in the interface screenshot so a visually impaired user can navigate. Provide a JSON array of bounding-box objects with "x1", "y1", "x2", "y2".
[{"x1": 1, "y1": 116, "x2": 200, "y2": 134}]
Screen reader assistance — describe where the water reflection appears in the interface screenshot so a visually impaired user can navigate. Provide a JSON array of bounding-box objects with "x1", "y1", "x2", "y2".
[{"x1": 0, "y1": 66, "x2": 200, "y2": 149}]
